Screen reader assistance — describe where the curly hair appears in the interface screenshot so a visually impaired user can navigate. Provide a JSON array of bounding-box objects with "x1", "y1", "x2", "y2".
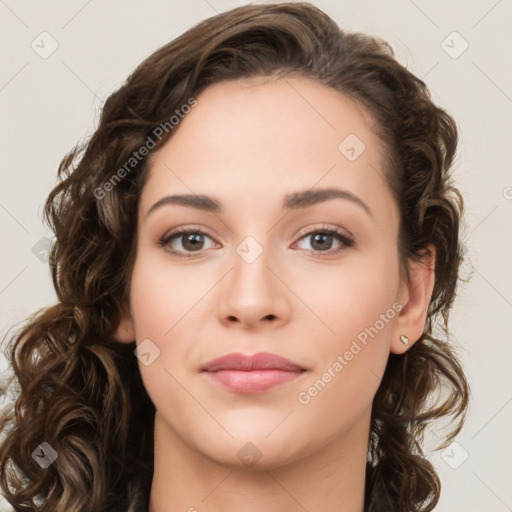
[{"x1": 0, "y1": 3, "x2": 469, "y2": 511}]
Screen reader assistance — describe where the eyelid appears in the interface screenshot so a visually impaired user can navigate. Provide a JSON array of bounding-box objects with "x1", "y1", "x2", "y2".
[
  {"x1": 294, "y1": 223, "x2": 354, "y2": 242},
  {"x1": 160, "y1": 225, "x2": 217, "y2": 241}
]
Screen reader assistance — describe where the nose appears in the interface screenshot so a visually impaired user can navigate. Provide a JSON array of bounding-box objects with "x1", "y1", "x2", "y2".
[{"x1": 216, "y1": 244, "x2": 291, "y2": 330}]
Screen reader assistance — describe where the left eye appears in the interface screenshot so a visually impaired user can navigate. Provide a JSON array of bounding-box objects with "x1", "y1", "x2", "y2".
[{"x1": 294, "y1": 229, "x2": 353, "y2": 253}]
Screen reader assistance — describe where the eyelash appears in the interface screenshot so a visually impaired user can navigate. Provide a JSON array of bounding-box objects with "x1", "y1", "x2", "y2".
[{"x1": 158, "y1": 225, "x2": 354, "y2": 259}]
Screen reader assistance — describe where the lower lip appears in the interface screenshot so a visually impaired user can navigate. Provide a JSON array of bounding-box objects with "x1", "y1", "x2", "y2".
[{"x1": 203, "y1": 369, "x2": 306, "y2": 393}]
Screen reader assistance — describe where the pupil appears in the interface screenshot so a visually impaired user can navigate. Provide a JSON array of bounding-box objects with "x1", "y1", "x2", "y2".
[
  {"x1": 183, "y1": 233, "x2": 203, "y2": 251},
  {"x1": 312, "y1": 233, "x2": 332, "y2": 251}
]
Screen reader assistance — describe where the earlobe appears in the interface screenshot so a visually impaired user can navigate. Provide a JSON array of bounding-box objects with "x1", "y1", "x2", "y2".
[
  {"x1": 391, "y1": 245, "x2": 436, "y2": 354},
  {"x1": 113, "y1": 302, "x2": 136, "y2": 343}
]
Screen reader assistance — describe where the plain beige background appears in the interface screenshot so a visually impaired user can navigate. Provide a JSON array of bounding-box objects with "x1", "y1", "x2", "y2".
[{"x1": 1, "y1": 1, "x2": 511, "y2": 510}]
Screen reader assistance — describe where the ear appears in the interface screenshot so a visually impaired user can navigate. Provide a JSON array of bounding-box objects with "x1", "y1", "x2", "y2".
[
  {"x1": 113, "y1": 300, "x2": 136, "y2": 343},
  {"x1": 391, "y1": 245, "x2": 436, "y2": 354}
]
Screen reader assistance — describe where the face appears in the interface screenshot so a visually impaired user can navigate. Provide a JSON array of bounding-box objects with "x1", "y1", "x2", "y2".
[{"x1": 120, "y1": 77, "x2": 412, "y2": 468}]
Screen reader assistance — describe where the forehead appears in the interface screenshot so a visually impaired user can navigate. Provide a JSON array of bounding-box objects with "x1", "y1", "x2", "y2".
[{"x1": 140, "y1": 77, "x2": 396, "y2": 222}]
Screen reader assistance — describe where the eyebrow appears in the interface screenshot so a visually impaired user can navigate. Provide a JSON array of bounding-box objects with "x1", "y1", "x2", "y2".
[{"x1": 145, "y1": 187, "x2": 372, "y2": 218}]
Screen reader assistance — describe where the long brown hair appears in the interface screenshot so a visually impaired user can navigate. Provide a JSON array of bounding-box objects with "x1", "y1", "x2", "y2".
[{"x1": 0, "y1": 3, "x2": 469, "y2": 511}]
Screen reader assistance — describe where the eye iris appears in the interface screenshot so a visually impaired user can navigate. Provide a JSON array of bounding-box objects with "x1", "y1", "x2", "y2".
[
  {"x1": 182, "y1": 233, "x2": 204, "y2": 251},
  {"x1": 311, "y1": 233, "x2": 332, "y2": 251}
]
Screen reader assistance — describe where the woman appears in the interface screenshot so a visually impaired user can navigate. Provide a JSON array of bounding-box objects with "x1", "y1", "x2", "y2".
[{"x1": 0, "y1": 2, "x2": 469, "y2": 511}]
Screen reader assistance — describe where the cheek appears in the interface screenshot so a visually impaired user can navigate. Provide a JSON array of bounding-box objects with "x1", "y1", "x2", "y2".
[
  {"x1": 129, "y1": 254, "x2": 211, "y2": 339},
  {"x1": 292, "y1": 250, "x2": 400, "y2": 410},
  {"x1": 128, "y1": 259, "x2": 198, "y2": 391},
  {"x1": 294, "y1": 247, "x2": 400, "y2": 345},
  {"x1": 128, "y1": 259, "x2": 227, "y2": 447}
]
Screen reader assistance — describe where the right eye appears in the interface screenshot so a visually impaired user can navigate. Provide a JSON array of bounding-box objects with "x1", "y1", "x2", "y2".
[{"x1": 159, "y1": 228, "x2": 217, "y2": 257}]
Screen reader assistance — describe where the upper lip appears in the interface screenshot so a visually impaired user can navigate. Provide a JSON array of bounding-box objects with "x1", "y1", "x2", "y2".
[{"x1": 201, "y1": 352, "x2": 306, "y2": 372}]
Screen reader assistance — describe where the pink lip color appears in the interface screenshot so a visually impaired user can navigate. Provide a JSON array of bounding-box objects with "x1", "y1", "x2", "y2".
[
  {"x1": 201, "y1": 352, "x2": 307, "y2": 393},
  {"x1": 205, "y1": 369, "x2": 305, "y2": 393}
]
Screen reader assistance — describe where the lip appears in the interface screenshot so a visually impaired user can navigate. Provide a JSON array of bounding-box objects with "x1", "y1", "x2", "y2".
[
  {"x1": 201, "y1": 352, "x2": 308, "y2": 393},
  {"x1": 201, "y1": 352, "x2": 306, "y2": 372}
]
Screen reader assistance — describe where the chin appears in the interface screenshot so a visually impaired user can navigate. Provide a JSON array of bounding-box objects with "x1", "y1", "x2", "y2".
[{"x1": 203, "y1": 437, "x2": 305, "y2": 471}]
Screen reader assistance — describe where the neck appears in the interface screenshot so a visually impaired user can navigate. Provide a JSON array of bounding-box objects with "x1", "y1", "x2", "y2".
[{"x1": 148, "y1": 410, "x2": 370, "y2": 512}]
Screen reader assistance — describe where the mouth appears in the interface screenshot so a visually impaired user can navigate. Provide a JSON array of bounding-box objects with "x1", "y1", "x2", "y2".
[
  {"x1": 203, "y1": 368, "x2": 307, "y2": 393},
  {"x1": 200, "y1": 352, "x2": 308, "y2": 393}
]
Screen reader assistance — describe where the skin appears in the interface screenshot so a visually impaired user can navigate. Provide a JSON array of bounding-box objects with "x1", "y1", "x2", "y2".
[{"x1": 114, "y1": 76, "x2": 435, "y2": 512}]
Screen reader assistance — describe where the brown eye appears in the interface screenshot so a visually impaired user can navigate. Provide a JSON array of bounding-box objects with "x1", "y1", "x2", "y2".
[
  {"x1": 309, "y1": 232, "x2": 334, "y2": 251},
  {"x1": 160, "y1": 229, "x2": 216, "y2": 257},
  {"x1": 180, "y1": 232, "x2": 206, "y2": 251},
  {"x1": 294, "y1": 227, "x2": 354, "y2": 254}
]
